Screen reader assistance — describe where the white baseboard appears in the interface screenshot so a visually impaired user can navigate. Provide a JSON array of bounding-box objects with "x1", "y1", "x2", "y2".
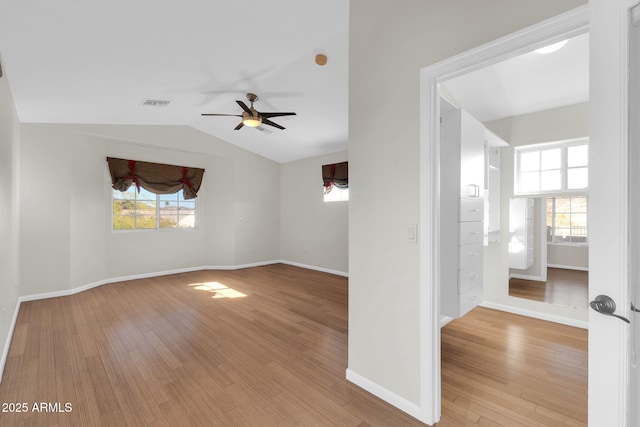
[
  {"x1": 6, "y1": 260, "x2": 343, "y2": 383},
  {"x1": 345, "y1": 368, "x2": 423, "y2": 422},
  {"x1": 547, "y1": 263, "x2": 589, "y2": 272},
  {"x1": 279, "y1": 260, "x2": 348, "y2": 277},
  {"x1": 19, "y1": 260, "x2": 346, "y2": 303},
  {"x1": 440, "y1": 315, "x2": 454, "y2": 328},
  {"x1": 480, "y1": 301, "x2": 588, "y2": 329},
  {"x1": 509, "y1": 273, "x2": 545, "y2": 282},
  {"x1": 19, "y1": 260, "x2": 283, "y2": 303},
  {"x1": 0, "y1": 298, "x2": 21, "y2": 384}
]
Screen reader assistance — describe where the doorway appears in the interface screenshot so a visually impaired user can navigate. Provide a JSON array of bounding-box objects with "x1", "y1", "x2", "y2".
[{"x1": 418, "y1": 6, "x2": 590, "y2": 424}]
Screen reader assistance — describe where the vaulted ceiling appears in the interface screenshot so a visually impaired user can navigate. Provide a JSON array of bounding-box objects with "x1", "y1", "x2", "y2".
[{"x1": 0, "y1": 2, "x2": 588, "y2": 163}]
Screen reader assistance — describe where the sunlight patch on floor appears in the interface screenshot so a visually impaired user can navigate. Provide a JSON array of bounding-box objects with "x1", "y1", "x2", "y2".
[{"x1": 188, "y1": 281, "x2": 248, "y2": 299}]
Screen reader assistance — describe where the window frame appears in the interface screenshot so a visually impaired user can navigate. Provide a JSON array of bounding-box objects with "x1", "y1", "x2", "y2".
[
  {"x1": 546, "y1": 195, "x2": 588, "y2": 246},
  {"x1": 111, "y1": 187, "x2": 198, "y2": 232},
  {"x1": 514, "y1": 138, "x2": 588, "y2": 196}
]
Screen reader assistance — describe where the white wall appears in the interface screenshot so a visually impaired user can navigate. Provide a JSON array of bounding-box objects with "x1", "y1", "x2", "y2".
[
  {"x1": 280, "y1": 151, "x2": 348, "y2": 274},
  {"x1": 348, "y1": 0, "x2": 586, "y2": 411},
  {"x1": 0, "y1": 55, "x2": 21, "y2": 381},
  {"x1": 19, "y1": 123, "x2": 281, "y2": 297},
  {"x1": 484, "y1": 102, "x2": 589, "y2": 318}
]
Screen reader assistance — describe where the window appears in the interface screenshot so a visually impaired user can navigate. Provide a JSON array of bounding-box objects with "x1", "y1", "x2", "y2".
[
  {"x1": 546, "y1": 196, "x2": 587, "y2": 244},
  {"x1": 515, "y1": 140, "x2": 588, "y2": 195},
  {"x1": 322, "y1": 161, "x2": 348, "y2": 202},
  {"x1": 323, "y1": 187, "x2": 349, "y2": 202},
  {"x1": 113, "y1": 187, "x2": 196, "y2": 230}
]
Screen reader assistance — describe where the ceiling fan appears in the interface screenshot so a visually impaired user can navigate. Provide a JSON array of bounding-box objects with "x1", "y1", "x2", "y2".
[{"x1": 201, "y1": 93, "x2": 296, "y2": 130}]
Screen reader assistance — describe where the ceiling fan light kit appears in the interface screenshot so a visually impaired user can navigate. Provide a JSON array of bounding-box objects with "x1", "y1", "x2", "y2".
[{"x1": 202, "y1": 92, "x2": 296, "y2": 131}]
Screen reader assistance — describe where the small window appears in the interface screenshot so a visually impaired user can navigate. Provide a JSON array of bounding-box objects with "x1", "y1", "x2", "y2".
[
  {"x1": 113, "y1": 187, "x2": 197, "y2": 230},
  {"x1": 323, "y1": 187, "x2": 349, "y2": 202},
  {"x1": 515, "y1": 140, "x2": 588, "y2": 195},
  {"x1": 546, "y1": 196, "x2": 587, "y2": 244}
]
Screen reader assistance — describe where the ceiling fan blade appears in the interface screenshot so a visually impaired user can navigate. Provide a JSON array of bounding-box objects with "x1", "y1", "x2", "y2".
[
  {"x1": 234, "y1": 122, "x2": 245, "y2": 130},
  {"x1": 201, "y1": 113, "x2": 242, "y2": 117},
  {"x1": 260, "y1": 112, "x2": 297, "y2": 119},
  {"x1": 262, "y1": 118, "x2": 285, "y2": 130},
  {"x1": 236, "y1": 100, "x2": 252, "y2": 113}
]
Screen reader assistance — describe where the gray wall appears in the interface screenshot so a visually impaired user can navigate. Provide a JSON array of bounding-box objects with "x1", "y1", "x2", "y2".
[
  {"x1": 0, "y1": 57, "x2": 21, "y2": 381},
  {"x1": 348, "y1": 0, "x2": 586, "y2": 408}
]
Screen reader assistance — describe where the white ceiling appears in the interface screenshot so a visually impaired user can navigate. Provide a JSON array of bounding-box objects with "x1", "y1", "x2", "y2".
[
  {"x1": 0, "y1": 3, "x2": 588, "y2": 163},
  {"x1": 0, "y1": 0, "x2": 349, "y2": 163},
  {"x1": 443, "y1": 32, "x2": 589, "y2": 124}
]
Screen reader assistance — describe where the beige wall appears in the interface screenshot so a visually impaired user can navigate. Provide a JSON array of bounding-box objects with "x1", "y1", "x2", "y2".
[
  {"x1": 0, "y1": 56, "x2": 21, "y2": 381},
  {"x1": 349, "y1": 0, "x2": 586, "y2": 408},
  {"x1": 484, "y1": 102, "x2": 589, "y2": 314},
  {"x1": 485, "y1": 102, "x2": 589, "y2": 298},
  {"x1": 19, "y1": 124, "x2": 281, "y2": 296},
  {"x1": 547, "y1": 244, "x2": 588, "y2": 269},
  {"x1": 280, "y1": 151, "x2": 348, "y2": 274}
]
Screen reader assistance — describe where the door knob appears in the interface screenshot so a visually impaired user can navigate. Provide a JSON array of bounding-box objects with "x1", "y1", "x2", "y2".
[{"x1": 590, "y1": 295, "x2": 630, "y2": 323}]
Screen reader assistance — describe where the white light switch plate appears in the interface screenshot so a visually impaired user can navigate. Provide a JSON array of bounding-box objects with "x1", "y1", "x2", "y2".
[{"x1": 408, "y1": 224, "x2": 418, "y2": 243}]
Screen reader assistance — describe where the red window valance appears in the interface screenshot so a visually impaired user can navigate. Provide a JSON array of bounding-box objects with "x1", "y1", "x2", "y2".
[
  {"x1": 107, "y1": 157, "x2": 205, "y2": 200},
  {"x1": 322, "y1": 161, "x2": 348, "y2": 194}
]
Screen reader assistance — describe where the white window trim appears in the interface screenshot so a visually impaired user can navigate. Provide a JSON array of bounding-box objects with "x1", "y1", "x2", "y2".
[
  {"x1": 111, "y1": 189, "x2": 198, "y2": 232},
  {"x1": 546, "y1": 195, "x2": 588, "y2": 246},
  {"x1": 514, "y1": 138, "x2": 588, "y2": 196}
]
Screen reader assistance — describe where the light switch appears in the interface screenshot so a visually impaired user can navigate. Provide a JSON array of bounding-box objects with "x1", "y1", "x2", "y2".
[{"x1": 408, "y1": 224, "x2": 418, "y2": 244}]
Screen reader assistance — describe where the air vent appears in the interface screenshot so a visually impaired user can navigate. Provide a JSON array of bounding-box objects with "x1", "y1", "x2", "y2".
[
  {"x1": 256, "y1": 126, "x2": 273, "y2": 135},
  {"x1": 142, "y1": 99, "x2": 171, "y2": 107}
]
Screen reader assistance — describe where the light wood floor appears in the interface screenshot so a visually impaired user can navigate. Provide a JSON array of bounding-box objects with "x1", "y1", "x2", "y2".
[
  {"x1": 509, "y1": 268, "x2": 589, "y2": 309},
  {"x1": 440, "y1": 307, "x2": 587, "y2": 426},
  {"x1": 0, "y1": 264, "x2": 587, "y2": 426}
]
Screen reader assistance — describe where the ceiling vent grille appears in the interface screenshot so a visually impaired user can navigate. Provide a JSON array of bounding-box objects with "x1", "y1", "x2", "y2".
[{"x1": 142, "y1": 99, "x2": 170, "y2": 106}]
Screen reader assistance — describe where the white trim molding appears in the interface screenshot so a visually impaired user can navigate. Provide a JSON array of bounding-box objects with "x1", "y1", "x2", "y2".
[
  {"x1": 19, "y1": 260, "x2": 284, "y2": 302},
  {"x1": 419, "y1": 5, "x2": 589, "y2": 425},
  {"x1": 345, "y1": 369, "x2": 423, "y2": 422},
  {"x1": 0, "y1": 299, "x2": 21, "y2": 384},
  {"x1": 480, "y1": 301, "x2": 588, "y2": 329},
  {"x1": 279, "y1": 260, "x2": 348, "y2": 277},
  {"x1": 547, "y1": 263, "x2": 589, "y2": 271},
  {"x1": 2, "y1": 260, "x2": 344, "y2": 383},
  {"x1": 509, "y1": 273, "x2": 546, "y2": 282}
]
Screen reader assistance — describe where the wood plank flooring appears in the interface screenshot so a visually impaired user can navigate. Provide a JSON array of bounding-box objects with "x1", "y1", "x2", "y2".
[
  {"x1": 509, "y1": 268, "x2": 589, "y2": 308},
  {"x1": 0, "y1": 264, "x2": 587, "y2": 426},
  {"x1": 440, "y1": 307, "x2": 587, "y2": 426}
]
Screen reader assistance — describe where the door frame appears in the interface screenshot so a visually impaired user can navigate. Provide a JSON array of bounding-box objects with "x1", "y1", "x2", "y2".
[{"x1": 418, "y1": 6, "x2": 589, "y2": 425}]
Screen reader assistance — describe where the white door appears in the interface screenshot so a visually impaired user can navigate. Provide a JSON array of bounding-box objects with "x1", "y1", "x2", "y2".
[
  {"x1": 628, "y1": 3, "x2": 640, "y2": 424},
  {"x1": 588, "y1": 0, "x2": 635, "y2": 425}
]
